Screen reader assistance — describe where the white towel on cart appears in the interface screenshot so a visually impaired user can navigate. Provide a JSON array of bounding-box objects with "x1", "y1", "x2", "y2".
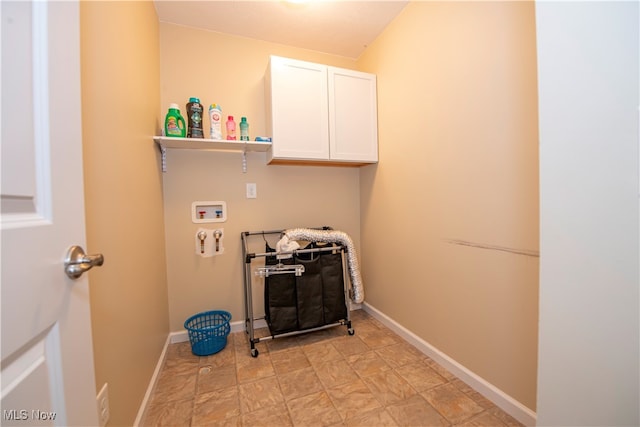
[{"x1": 275, "y1": 235, "x2": 300, "y2": 259}]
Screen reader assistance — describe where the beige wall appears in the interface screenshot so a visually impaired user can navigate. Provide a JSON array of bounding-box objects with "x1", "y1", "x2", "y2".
[
  {"x1": 159, "y1": 23, "x2": 361, "y2": 331},
  {"x1": 357, "y1": 2, "x2": 539, "y2": 410},
  {"x1": 81, "y1": 2, "x2": 169, "y2": 426},
  {"x1": 79, "y1": 2, "x2": 539, "y2": 420}
]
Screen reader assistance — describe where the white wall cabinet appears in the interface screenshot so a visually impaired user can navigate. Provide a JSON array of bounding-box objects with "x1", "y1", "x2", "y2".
[{"x1": 265, "y1": 56, "x2": 378, "y2": 165}]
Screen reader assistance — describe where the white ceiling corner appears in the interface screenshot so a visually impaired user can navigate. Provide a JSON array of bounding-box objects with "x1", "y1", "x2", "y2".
[{"x1": 153, "y1": 0, "x2": 409, "y2": 59}]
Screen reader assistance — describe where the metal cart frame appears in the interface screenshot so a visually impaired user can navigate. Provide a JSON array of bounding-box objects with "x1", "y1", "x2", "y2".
[{"x1": 241, "y1": 227, "x2": 354, "y2": 357}]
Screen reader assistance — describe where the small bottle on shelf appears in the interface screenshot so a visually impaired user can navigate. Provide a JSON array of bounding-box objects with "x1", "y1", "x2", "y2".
[
  {"x1": 226, "y1": 116, "x2": 237, "y2": 140},
  {"x1": 209, "y1": 104, "x2": 223, "y2": 140},
  {"x1": 239, "y1": 117, "x2": 249, "y2": 141}
]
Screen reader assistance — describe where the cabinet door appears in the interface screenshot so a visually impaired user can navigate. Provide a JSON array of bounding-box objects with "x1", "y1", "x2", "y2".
[
  {"x1": 267, "y1": 56, "x2": 329, "y2": 161},
  {"x1": 328, "y1": 67, "x2": 378, "y2": 162}
]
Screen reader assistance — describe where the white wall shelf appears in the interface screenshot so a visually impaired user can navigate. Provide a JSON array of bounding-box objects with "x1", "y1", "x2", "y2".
[{"x1": 153, "y1": 136, "x2": 271, "y2": 172}]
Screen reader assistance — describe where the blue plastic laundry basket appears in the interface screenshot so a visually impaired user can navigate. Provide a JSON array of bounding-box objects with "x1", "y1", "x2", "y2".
[{"x1": 184, "y1": 310, "x2": 231, "y2": 356}]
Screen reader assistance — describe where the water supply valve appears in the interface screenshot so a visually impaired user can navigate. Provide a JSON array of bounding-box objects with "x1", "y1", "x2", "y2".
[{"x1": 192, "y1": 201, "x2": 227, "y2": 223}]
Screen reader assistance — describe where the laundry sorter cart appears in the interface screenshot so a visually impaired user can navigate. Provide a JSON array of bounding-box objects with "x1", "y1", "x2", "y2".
[{"x1": 241, "y1": 227, "x2": 355, "y2": 357}]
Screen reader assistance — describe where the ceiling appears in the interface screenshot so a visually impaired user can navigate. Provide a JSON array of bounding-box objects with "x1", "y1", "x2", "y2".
[{"x1": 153, "y1": 1, "x2": 409, "y2": 59}]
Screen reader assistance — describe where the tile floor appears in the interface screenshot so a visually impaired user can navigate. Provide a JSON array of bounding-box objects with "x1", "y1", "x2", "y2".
[{"x1": 141, "y1": 310, "x2": 524, "y2": 426}]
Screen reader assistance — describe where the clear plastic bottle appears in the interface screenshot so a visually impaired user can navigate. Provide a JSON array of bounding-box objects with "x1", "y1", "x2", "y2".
[
  {"x1": 226, "y1": 116, "x2": 237, "y2": 140},
  {"x1": 239, "y1": 117, "x2": 249, "y2": 141}
]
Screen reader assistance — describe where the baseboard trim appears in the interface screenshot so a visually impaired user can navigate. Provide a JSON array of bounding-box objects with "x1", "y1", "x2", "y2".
[
  {"x1": 362, "y1": 302, "x2": 537, "y2": 427},
  {"x1": 167, "y1": 318, "x2": 268, "y2": 344},
  {"x1": 132, "y1": 334, "x2": 171, "y2": 427}
]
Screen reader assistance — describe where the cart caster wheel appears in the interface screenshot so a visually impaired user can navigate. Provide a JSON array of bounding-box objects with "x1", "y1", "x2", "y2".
[
  {"x1": 251, "y1": 349, "x2": 259, "y2": 358},
  {"x1": 348, "y1": 328, "x2": 355, "y2": 336}
]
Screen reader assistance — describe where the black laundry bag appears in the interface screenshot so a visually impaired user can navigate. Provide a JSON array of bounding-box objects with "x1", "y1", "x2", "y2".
[
  {"x1": 264, "y1": 244, "x2": 298, "y2": 334},
  {"x1": 264, "y1": 242, "x2": 348, "y2": 334}
]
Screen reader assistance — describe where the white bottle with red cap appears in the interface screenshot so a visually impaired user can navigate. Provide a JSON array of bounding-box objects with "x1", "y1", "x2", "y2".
[{"x1": 209, "y1": 104, "x2": 222, "y2": 139}]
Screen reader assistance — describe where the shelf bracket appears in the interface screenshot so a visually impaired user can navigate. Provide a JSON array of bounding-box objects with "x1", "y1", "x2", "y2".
[
  {"x1": 160, "y1": 145, "x2": 167, "y2": 173},
  {"x1": 242, "y1": 142, "x2": 247, "y2": 173}
]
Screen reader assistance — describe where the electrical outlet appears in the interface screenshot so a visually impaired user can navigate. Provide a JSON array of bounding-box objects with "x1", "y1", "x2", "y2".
[
  {"x1": 96, "y1": 383, "x2": 110, "y2": 427},
  {"x1": 246, "y1": 183, "x2": 257, "y2": 199}
]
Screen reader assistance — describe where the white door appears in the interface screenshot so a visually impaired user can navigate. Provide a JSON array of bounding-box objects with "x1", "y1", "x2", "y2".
[
  {"x1": 267, "y1": 56, "x2": 330, "y2": 162},
  {"x1": 328, "y1": 67, "x2": 379, "y2": 163},
  {"x1": 1, "y1": 2, "x2": 100, "y2": 426}
]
